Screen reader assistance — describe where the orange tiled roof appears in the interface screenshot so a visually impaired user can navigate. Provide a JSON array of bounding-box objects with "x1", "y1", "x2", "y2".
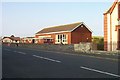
[
  {"x1": 104, "y1": 0, "x2": 119, "y2": 14},
  {"x1": 36, "y1": 22, "x2": 82, "y2": 34}
]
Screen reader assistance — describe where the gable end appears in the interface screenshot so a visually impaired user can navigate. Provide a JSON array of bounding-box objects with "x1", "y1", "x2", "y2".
[{"x1": 71, "y1": 22, "x2": 92, "y2": 33}]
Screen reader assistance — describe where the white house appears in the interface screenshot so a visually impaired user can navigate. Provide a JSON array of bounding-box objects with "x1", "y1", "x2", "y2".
[
  {"x1": 2, "y1": 35, "x2": 20, "y2": 43},
  {"x1": 104, "y1": 0, "x2": 120, "y2": 51}
]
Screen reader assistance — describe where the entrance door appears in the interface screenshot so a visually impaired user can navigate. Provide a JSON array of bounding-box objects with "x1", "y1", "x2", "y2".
[
  {"x1": 118, "y1": 29, "x2": 120, "y2": 50},
  {"x1": 32, "y1": 39, "x2": 35, "y2": 43}
]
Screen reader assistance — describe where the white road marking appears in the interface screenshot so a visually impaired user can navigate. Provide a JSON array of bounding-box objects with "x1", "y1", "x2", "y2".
[
  {"x1": 17, "y1": 48, "x2": 119, "y2": 61},
  {"x1": 35, "y1": 50, "x2": 118, "y2": 61},
  {"x1": 4, "y1": 49, "x2": 11, "y2": 51},
  {"x1": 13, "y1": 51, "x2": 17, "y2": 53},
  {"x1": 80, "y1": 66, "x2": 120, "y2": 78},
  {"x1": 13, "y1": 51, "x2": 26, "y2": 55},
  {"x1": 33, "y1": 55, "x2": 61, "y2": 63},
  {"x1": 17, "y1": 52, "x2": 26, "y2": 55}
]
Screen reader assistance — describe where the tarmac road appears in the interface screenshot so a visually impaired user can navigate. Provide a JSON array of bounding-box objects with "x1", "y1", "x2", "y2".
[{"x1": 2, "y1": 46, "x2": 119, "y2": 78}]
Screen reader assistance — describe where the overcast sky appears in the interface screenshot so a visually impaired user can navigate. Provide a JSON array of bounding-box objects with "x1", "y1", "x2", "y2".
[{"x1": 1, "y1": 0, "x2": 115, "y2": 37}]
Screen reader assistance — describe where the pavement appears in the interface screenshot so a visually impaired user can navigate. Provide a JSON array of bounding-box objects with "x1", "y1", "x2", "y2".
[{"x1": 2, "y1": 46, "x2": 120, "y2": 78}]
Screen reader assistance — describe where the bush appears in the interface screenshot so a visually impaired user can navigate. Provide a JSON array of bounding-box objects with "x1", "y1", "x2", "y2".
[{"x1": 92, "y1": 36, "x2": 104, "y2": 50}]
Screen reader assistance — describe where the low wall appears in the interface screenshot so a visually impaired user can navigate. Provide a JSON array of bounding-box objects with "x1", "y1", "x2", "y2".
[
  {"x1": 74, "y1": 42, "x2": 97, "y2": 52},
  {"x1": 3, "y1": 43, "x2": 119, "y2": 55},
  {"x1": 3, "y1": 43, "x2": 74, "y2": 52},
  {"x1": 3, "y1": 43, "x2": 97, "y2": 53}
]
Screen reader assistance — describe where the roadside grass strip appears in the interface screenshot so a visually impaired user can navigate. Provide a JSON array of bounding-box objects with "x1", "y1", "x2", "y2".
[
  {"x1": 80, "y1": 66, "x2": 120, "y2": 78},
  {"x1": 32, "y1": 55, "x2": 61, "y2": 63}
]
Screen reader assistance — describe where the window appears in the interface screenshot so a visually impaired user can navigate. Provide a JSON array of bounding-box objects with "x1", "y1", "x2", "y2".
[
  {"x1": 60, "y1": 35, "x2": 62, "y2": 40},
  {"x1": 62, "y1": 34, "x2": 66, "y2": 42},
  {"x1": 58, "y1": 35, "x2": 59, "y2": 39},
  {"x1": 58, "y1": 35, "x2": 60, "y2": 42},
  {"x1": 55, "y1": 34, "x2": 68, "y2": 43}
]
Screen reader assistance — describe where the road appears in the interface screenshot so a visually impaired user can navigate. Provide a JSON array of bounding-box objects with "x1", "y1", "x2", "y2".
[{"x1": 2, "y1": 46, "x2": 119, "y2": 78}]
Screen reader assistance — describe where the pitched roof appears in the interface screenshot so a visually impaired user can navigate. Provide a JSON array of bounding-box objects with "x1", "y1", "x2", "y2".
[
  {"x1": 3, "y1": 37, "x2": 20, "y2": 41},
  {"x1": 36, "y1": 22, "x2": 91, "y2": 34},
  {"x1": 104, "y1": 0, "x2": 119, "y2": 14},
  {"x1": 10, "y1": 37, "x2": 20, "y2": 41},
  {"x1": 26, "y1": 37, "x2": 34, "y2": 38}
]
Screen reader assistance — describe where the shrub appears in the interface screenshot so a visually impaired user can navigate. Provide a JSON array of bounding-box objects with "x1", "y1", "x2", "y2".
[{"x1": 92, "y1": 36, "x2": 104, "y2": 50}]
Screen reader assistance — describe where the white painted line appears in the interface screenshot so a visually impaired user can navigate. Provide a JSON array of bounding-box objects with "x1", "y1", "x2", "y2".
[
  {"x1": 13, "y1": 51, "x2": 17, "y2": 53},
  {"x1": 4, "y1": 49, "x2": 11, "y2": 51},
  {"x1": 33, "y1": 55, "x2": 44, "y2": 58},
  {"x1": 33, "y1": 55, "x2": 61, "y2": 63},
  {"x1": 80, "y1": 66, "x2": 120, "y2": 78},
  {"x1": 13, "y1": 51, "x2": 26, "y2": 55},
  {"x1": 13, "y1": 48, "x2": 118, "y2": 61},
  {"x1": 45, "y1": 51, "x2": 118, "y2": 61},
  {"x1": 17, "y1": 52, "x2": 26, "y2": 55}
]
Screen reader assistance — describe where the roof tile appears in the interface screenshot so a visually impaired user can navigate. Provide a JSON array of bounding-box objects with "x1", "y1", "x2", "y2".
[{"x1": 36, "y1": 22, "x2": 81, "y2": 34}]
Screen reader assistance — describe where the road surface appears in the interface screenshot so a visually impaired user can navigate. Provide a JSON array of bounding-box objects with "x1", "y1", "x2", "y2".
[{"x1": 2, "y1": 46, "x2": 119, "y2": 78}]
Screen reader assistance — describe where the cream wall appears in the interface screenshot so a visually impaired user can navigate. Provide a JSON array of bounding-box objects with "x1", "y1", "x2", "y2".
[
  {"x1": 12, "y1": 41, "x2": 19, "y2": 43},
  {"x1": 105, "y1": 2, "x2": 119, "y2": 51},
  {"x1": 111, "y1": 3, "x2": 118, "y2": 51},
  {"x1": 3, "y1": 38, "x2": 12, "y2": 43},
  {"x1": 107, "y1": 13, "x2": 111, "y2": 51},
  {"x1": 3, "y1": 38, "x2": 20, "y2": 43}
]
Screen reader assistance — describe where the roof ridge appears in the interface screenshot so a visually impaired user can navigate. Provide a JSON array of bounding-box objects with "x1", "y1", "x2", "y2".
[
  {"x1": 44, "y1": 22, "x2": 81, "y2": 29},
  {"x1": 36, "y1": 22, "x2": 85, "y2": 34}
]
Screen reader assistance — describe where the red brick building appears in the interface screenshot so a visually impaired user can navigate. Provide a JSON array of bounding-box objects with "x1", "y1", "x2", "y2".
[{"x1": 35, "y1": 22, "x2": 92, "y2": 44}]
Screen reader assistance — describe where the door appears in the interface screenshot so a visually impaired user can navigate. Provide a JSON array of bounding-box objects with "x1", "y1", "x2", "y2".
[{"x1": 32, "y1": 39, "x2": 35, "y2": 43}]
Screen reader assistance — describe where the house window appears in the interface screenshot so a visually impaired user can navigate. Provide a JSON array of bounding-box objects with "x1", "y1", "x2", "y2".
[
  {"x1": 63, "y1": 34, "x2": 67, "y2": 42},
  {"x1": 56, "y1": 34, "x2": 67, "y2": 43}
]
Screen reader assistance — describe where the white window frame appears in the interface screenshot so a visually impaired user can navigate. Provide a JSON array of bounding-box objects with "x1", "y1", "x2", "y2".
[{"x1": 55, "y1": 34, "x2": 68, "y2": 44}]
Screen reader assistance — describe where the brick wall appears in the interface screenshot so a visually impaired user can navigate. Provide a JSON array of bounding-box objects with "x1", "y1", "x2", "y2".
[
  {"x1": 71, "y1": 24, "x2": 92, "y2": 44},
  {"x1": 104, "y1": 14, "x2": 108, "y2": 51}
]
